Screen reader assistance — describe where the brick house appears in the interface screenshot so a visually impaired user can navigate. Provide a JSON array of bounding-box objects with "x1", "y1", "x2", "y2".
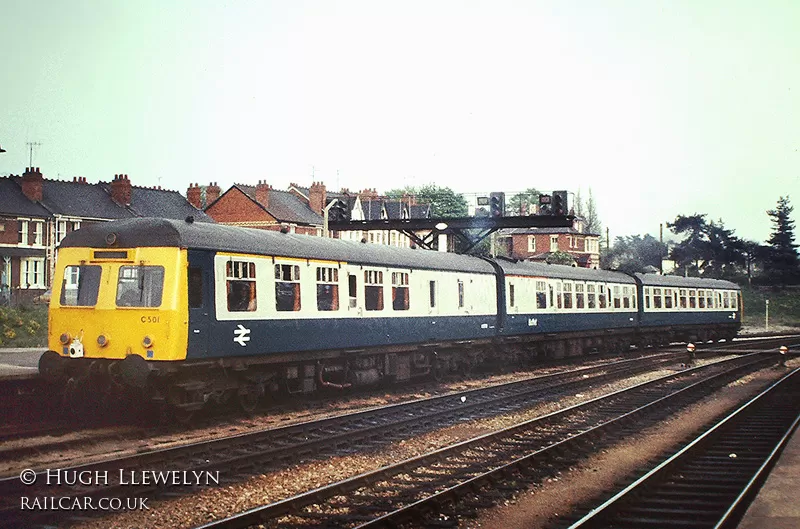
[
  {"x1": 0, "y1": 167, "x2": 211, "y2": 303},
  {"x1": 498, "y1": 217, "x2": 601, "y2": 268},
  {"x1": 197, "y1": 182, "x2": 431, "y2": 246},
  {"x1": 198, "y1": 181, "x2": 326, "y2": 235}
]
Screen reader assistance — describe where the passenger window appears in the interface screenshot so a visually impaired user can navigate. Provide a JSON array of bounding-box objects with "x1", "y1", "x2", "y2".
[
  {"x1": 536, "y1": 280, "x2": 547, "y2": 309},
  {"x1": 555, "y1": 282, "x2": 562, "y2": 309},
  {"x1": 392, "y1": 272, "x2": 409, "y2": 311},
  {"x1": 509, "y1": 283, "x2": 515, "y2": 308},
  {"x1": 348, "y1": 274, "x2": 357, "y2": 308},
  {"x1": 586, "y1": 283, "x2": 596, "y2": 309},
  {"x1": 664, "y1": 288, "x2": 674, "y2": 309},
  {"x1": 188, "y1": 267, "x2": 203, "y2": 308},
  {"x1": 679, "y1": 289, "x2": 687, "y2": 309},
  {"x1": 365, "y1": 270, "x2": 384, "y2": 311},
  {"x1": 563, "y1": 282, "x2": 573, "y2": 309},
  {"x1": 429, "y1": 280, "x2": 437, "y2": 308},
  {"x1": 457, "y1": 280, "x2": 465, "y2": 308},
  {"x1": 226, "y1": 261, "x2": 256, "y2": 312},
  {"x1": 598, "y1": 285, "x2": 607, "y2": 309},
  {"x1": 575, "y1": 283, "x2": 585, "y2": 309},
  {"x1": 275, "y1": 264, "x2": 300, "y2": 312},
  {"x1": 613, "y1": 285, "x2": 621, "y2": 309},
  {"x1": 60, "y1": 265, "x2": 101, "y2": 306},
  {"x1": 697, "y1": 290, "x2": 706, "y2": 309},
  {"x1": 644, "y1": 287, "x2": 650, "y2": 309},
  {"x1": 316, "y1": 266, "x2": 339, "y2": 311},
  {"x1": 653, "y1": 288, "x2": 662, "y2": 309},
  {"x1": 117, "y1": 266, "x2": 165, "y2": 308},
  {"x1": 689, "y1": 289, "x2": 697, "y2": 309}
]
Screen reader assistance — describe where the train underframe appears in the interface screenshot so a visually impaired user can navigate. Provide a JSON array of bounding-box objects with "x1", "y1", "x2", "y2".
[{"x1": 39, "y1": 322, "x2": 739, "y2": 420}]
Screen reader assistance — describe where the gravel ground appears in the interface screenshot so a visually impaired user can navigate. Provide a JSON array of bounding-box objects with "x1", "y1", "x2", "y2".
[
  {"x1": 61, "y1": 355, "x2": 774, "y2": 529},
  {"x1": 0, "y1": 356, "x2": 627, "y2": 476}
]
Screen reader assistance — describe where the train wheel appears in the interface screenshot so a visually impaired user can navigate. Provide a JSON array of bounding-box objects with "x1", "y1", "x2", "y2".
[{"x1": 237, "y1": 386, "x2": 261, "y2": 415}]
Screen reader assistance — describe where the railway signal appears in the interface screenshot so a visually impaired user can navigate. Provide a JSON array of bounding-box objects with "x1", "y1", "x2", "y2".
[
  {"x1": 489, "y1": 192, "x2": 505, "y2": 217},
  {"x1": 553, "y1": 190, "x2": 568, "y2": 216}
]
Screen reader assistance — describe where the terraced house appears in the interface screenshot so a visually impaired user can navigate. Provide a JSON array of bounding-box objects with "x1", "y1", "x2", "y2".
[{"x1": 0, "y1": 167, "x2": 211, "y2": 304}]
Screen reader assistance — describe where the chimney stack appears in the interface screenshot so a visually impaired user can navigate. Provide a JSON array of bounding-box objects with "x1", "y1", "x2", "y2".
[
  {"x1": 110, "y1": 174, "x2": 132, "y2": 206},
  {"x1": 21, "y1": 167, "x2": 44, "y2": 202},
  {"x1": 186, "y1": 183, "x2": 202, "y2": 209},
  {"x1": 206, "y1": 182, "x2": 221, "y2": 205},
  {"x1": 309, "y1": 181, "x2": 326, "y2": 215},
  {"x1": 255, "y1": 180, "x2": 271, "y2": 208}
]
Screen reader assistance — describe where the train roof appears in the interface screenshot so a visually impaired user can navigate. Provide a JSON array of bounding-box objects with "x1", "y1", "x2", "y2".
[
  {"x1": 59, "y1": 218, "x2": 496, "y2": 274},
  {"x1": 499, "y1": 259, "x2": 635, "y2": 283},
  {"x1": 634, "y1": 273, "x2": 740, "y2": 290}
]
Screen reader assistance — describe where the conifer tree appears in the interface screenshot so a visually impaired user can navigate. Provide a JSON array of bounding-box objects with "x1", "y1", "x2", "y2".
[{"x1": 765, "y1": 196, "x2": 800, "y2": 284}]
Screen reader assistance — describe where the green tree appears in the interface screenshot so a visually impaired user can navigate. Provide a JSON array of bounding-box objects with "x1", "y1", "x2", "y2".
[
  {"x1": 602, "y1": 234, "x2": 667, "y2": 273},
  {"x1": 765, "y1": 196, "x2": 800, "y2": 284},
  {"x1": 667, "y1": 214, "x2": 745, "y2": 278},
  {"x1": 507, "y1": 188, "x2": 541, "y2": 216},
  {"x1": 385, "y1": 184, "x2": 467, "y2": 218},
  {"x1": 546, "y1": 251, "x2": 576, "y2": 266}
]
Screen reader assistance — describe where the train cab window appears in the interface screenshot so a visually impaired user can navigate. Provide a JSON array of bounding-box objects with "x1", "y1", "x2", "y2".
[
  {"x1": 653, "y1": 288, "x2": 662, "y2": 309},
  {"x1": 316, "y1": 267, "x2": 339, "y2": 311},
  {"x1": 225, "y1": 261, "x2": 257, "y2": 312},
  {"x1": 392, "y1": 272, "x2": 410, "y2": 311},
  {"x1": 612, "y1": 286, "x2": 621, "y2": 309},
  {"x1": 429, "y1": 280, "x2": 437, "y2": 308},
  {"x1": 598, "y1": 285, "x2": 607, "y2": 309},
  {"x1": 689, "y1": 290, "x2": 697, "y2": 309},
  {"x1": 188, "y1": 267, "x2": 203, "y2": 308},
  {"x1": 117, "y1": 266, "x2": 165, "y2": 307},
  {"x1": 275, "y1": 264, "x2": 301, "y2": 312},
  {"x1": 587, "y1": 284, "x2": 596, "y2": 309},
  {"x1": 457, "y1": 280, "x2": 465, "y2": 309},
  {"x1": 563, "y1": 282, "x2": 573, "y2": 309},
  {"x1": 622, "y1": 286, "x2": 632, "y2": 309},
  {"x1": 575, "y1": 283, "x2": 585, "y2": 309},
  {"x1": 536, "y1": 280, "x2": 547, "y2": 309},
  {"x1": 365, "y1": 270, "x2": 384, "y2": 311},
  {"x1": 697, "y1": 290, "x2": 706, "y2": 309},
  {"x1": 509, "y1": 284, "x2": 515, "y2": 308},
  {"x1": 664, "y1": 288, "x2": 674, "y2": 309},
  {"x1": 60, "y1": 265, "x2": 101, "y2": 306}
]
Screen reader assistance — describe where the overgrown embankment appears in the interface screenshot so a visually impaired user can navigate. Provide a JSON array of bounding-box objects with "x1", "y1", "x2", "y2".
[{"x1": 0, "y1": 305, "x2": 48, "y2": 348}]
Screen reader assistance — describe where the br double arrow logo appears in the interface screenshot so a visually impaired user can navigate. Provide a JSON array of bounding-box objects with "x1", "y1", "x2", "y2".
[{"x1": 233, "y1": 324, "x2": 251, "y2": 346}]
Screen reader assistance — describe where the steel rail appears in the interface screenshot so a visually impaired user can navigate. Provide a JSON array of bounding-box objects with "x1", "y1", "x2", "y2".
[{"x1": 193, "y1": 354, "x2": 773, "y2": 529}]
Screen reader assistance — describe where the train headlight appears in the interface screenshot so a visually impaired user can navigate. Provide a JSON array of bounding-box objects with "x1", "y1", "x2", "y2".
[
  {"x1": 97, "y1": 334, "x2": 110, "y2": 347},
  {"x1": 59, "y1": 333, "x2": 71, "y2": 345},
  {"x1": 142, "y1": 336, "x2": 154, "y2": 348}
]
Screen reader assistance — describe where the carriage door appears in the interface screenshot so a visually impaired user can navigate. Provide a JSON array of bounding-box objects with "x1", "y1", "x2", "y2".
[
  {"x1": 187, "y1": 250, "x2": 213, "y2": 358},
  {"x1": 348, "y1": 273, "x2": 361, "y2": 314}
]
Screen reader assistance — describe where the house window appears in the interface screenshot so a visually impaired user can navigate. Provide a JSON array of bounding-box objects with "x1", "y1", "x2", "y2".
[
  {"x1": 275, "y1": 263, "x2": 300, "y2": 312},
  {"x1": 364, "y1": 270, "x2": 384, "y2": 311},
  {"x1": 391, "y1": 271, "x2": 409, "y2": 310},
  {"x1": 316, "y1": 266, "x2": 339, "y2": 311},
  {"x1": 457, "y1": 280, "x2": 465, "y2": 308},
  {"x1": 528, "y1": 236, "x2": 536, "y2": 253},
  {"x1": 33, "y1": 221, "x2": 44, "y2": 246},
  {"x1": 536, "y1": 280, "x2": 547, "y2": 309},
  {"x1": 117, "y1": 266, "x2": 165, "y2": 307},
  {"x1": 21, "y1": 257, "x2": 45, "y2": 288},
  {"x1": 550, "y1": 235, "x2": 559, "y2": 252},
  {"x1": 56, "y1": 220, "x2": 67, "y2": 243},
  {"x1": 18, "y1": 220, "x2": 29, "y2": 245}
]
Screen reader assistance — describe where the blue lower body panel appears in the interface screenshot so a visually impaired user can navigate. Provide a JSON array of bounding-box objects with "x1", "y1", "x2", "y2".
[{"x1": 189, "y1": 315, "x2": 499, "y2": 360}]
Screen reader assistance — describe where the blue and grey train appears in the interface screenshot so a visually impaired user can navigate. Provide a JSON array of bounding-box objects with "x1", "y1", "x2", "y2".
[{"x1": 39, "y1": 218, "x2": 742, "y2": 412}]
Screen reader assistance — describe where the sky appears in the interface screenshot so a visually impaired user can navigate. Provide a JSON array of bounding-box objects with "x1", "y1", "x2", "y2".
[{"x1": 1, "y1": 0, "x2": 798, "y2": 244}]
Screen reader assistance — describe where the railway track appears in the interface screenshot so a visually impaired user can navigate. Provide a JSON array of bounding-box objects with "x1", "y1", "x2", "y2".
[
  {"x1": 0, "y1": 352, "x2": 686, "y2": 528},
  {"x1": 190, "y1": 354, "x2": 774, "y2": 529},
  {"x1": 562, "y1": 366, "x2": 800, "y2": 529}
]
